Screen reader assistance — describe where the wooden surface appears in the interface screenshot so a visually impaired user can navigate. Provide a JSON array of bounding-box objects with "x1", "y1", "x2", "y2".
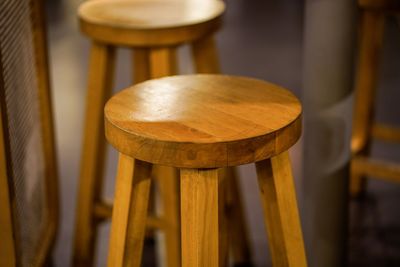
[
  {"x1": 73, "y1": 42, "x2": 116, "y2": 267},
  {"x1": 351, "y1": 11, "x2": 385, "y2": 155},
  {"x1": 78, "y1": 0, "x2": 225, "y2": 46},
  {"x1": 192, "y1": 35, "x2": 220, "y2": 73},
  {"x1": 255, "y1": 152, "x2": 307, "y2": 267},
  {"x1": 181, "y1": 168, "x2": 219, "y2": 267},
  {"x1": 350, "y1": 9, "x2": 385, "y2": 195},
  {"x1": 352, "y1": 156, "x2": 400, "y2": 183},
  {"x1": 105, "y1": 74, "x2": 302, "y2": 168},
  {"x1": 107, "y1": 154, "x2": 152, "y2": 267},
  {"x1": 371, "y1": 124, "x2": 400, "y2": 143}
]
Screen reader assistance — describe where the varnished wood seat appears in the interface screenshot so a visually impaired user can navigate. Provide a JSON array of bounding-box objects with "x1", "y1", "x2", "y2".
[
  {"x1": 105, "y1": 75, "x2": 302, "y2": 168},
  {"x1": 78, "y1": 0, "x2": 225, "y2": 47},
  {"x1": 105, "y1": 75, "x2": 307, "y2": 267}
]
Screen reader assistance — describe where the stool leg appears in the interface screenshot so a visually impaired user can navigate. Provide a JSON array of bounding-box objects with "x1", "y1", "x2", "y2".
[
  {"x1": 191, "y1": 35, "x2": 220, "y2": 73},
  {"x1": 218, "y1": 169, "x2": 230, "y2": 267},
  {"x1": 192, "y1": 36, "x2": 253, "y2": 265},
  {"x1": 132, "y1": 48, "x2": 151, "y2": 83},
  {"x1": 150, "y1": 47, "x2": 177, "y2": 78},
  {"x1": 107, "y1": 154, "x2": 152, "y2": 267},
  {"x1": 73, "y1": 42, "x2": 115, "y2": 267},
  {"x1": 149, "y1": 46, "x2": 181, "y2": 267},
  {"x1": 255, "y1": 152, "x2": 307, "y2": 267},
  {"x1": 350, "y1": 11, "x2": 385, "y2": 197},
  {"x1": 181, "y1": 168, "x2": 220, "y2": 267}
]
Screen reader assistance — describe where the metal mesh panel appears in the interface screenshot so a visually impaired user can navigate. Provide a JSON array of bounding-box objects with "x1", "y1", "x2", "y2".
[{"x1": 0, "y1": 0, "x2": 48, "y2": 266}]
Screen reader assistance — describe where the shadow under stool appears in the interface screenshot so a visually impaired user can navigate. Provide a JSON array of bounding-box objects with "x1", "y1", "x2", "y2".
[
  {"x1": 104, "y1": 74, "x2": 308, "y2": 267},
  {"x1": 350, "y1": 0, "x2": 400, "y2": 196},
  {"x1": 73, "y1": 1, "x2": 252, "y2": 266}
]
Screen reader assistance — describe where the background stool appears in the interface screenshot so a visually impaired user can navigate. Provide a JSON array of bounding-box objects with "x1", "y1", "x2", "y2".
[
  {"x1": 104, "y1": 75, "x2": 307, "y2": 267},
  {"x1": 350, "y1": 0, "x2": 400, "y2": 196},
  {"x1": 73, "y1": 1, "x2": 252, "y2": 266}
]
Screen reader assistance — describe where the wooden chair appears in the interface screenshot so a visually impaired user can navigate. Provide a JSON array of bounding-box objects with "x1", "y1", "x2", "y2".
[
  {"x1": 104, "y1": 74, "x2": 308, "y2": 267},
  {"x1": 350, "y1": 0, "x2": 400, "y2": 196},
  {"x1": 0, "y1": 0, "x2": 59, "y2": 266},
  {"x1": 73, "y1": 1, "x2": 253, "y2": 266}
]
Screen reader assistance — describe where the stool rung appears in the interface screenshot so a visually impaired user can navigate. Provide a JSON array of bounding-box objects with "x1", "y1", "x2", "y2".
[
  {"x1": 93, "y1": 199, "x2": 113, "y2": 220},
  {"x1": 372, "y1": 124, "x2": 400, "y2": 143},
  {"x1": 352, "y1": 156, "x2": 400, "y2": 183},
  {"x1": 93, "y1": 199, "x2": 166, "y2": 229}
]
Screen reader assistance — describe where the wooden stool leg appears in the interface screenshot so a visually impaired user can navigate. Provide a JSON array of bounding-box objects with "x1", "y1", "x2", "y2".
[
  {"x1": 149, "y1": 46, "x2": 181, "y2": 267},
  {"x1": 73, "y1": 42, "x2": 115, "y2": 267},
  {"x1": 218, "y1": 169, "x2": 229, "y2": 267},
  {"x1": 181, "y1": 168, "x2": 220, "y2": 267},
  {"x1": 225, "y1": 168, "x2": 253, "y2": 266},
  {"x1": 255, "y1": 152, "x2": 307, "y2": 267},
  {"x1": 192, "y1": 36, "x2": 253, "y2": 265},
  {"x1": 107, "y1": 154, "x2": 152, "y2": 267},
  {"x1": 191, "y1": 35, "x2": 220, "y2": 73},
  {"x1": 350, "y1": 11, "x2": 385, "y2": 196},
  {"x1": 150, "y1": 47, "x2": 177, "y2": 78},
  {"x1": 132, "y1": 48, "x2": 151, "y2": 83}
]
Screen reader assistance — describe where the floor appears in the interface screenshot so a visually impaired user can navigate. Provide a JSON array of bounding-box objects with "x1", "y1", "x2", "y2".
[{"x1": 45, "y1": 0, "x2": 400, "y2": 266}]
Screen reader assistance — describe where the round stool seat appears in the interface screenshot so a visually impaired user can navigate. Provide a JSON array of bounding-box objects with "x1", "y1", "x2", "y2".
[
  {"x1": 78, "y1": 0, "x2": 225, "y2": 47},
  {"x1": 105, "y1": 75, "x2": 302, "y2": 168}
]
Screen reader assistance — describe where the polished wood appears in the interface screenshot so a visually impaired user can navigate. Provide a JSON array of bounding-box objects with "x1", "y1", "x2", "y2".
[
  {"x1": 350, "y1": 2, "x2": 400, "y2": 196},
  {"x1": 181, "y1": 168, "x2": 219, "y2": 267},
  {"x1": 107, "y1": 154, "x2": 152, "y2": 267},
  {"x1": 105, "y1": 75, "x2": 302, "y2": 168},
  {"x1": 371, "y1": 124, "x2": 400, "y2": 143},
  {"x1": 92, "y1": 200, "x2": 166, "y2": 229},
  {"x1": 352, "y1": 156, "x2": 400, "y2": 183},
  {"x1": 133, "y1": 48, "x2": 151, "y2": 83},
  {"x1": 350, "y1": 10, "x2": 385, "y2": 196},
  {"x1": 105, "y1": 75, "x2": 305, "y2": 267},
  {"x1": 351, "y1": 11, "x2": 385, "y2": 155},
  {"x1": 78, "y1": 0, "x2": 225, "y2": 47},
  {"x1": 255, "y1": 152, "x2": 307, "y2": 267},
  {"x1": 148, "y1": 44, "x2": 181, "y2": 267},
  {"x1": 218, "y1": 168, "x2": 229, "y2": 267},
  {"x1": 192, "y1": 35, "x2": 220, "y2": 73},
  {"x1": 75, "y1": 2, "x2": 253, "y2": 266},
  {"x1": 149, "y1": 47, "x2": 177, "y2": 78},
  {"x1": 73, "y1": 42, "x2": 116, "y2": 267}
]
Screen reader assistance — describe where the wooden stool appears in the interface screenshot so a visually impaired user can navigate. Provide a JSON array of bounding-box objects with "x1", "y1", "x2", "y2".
[
  {"x1": 73, "y1": 1, "x2": 252, "y2": 266},
  {"x1": 350, "y1": 0, "x2": 400, "y2": 196},
  {"x1": 104, "y1": 75, "x2": 307, "y2": 267}
]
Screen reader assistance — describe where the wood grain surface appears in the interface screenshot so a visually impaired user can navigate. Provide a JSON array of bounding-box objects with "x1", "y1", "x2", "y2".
[
  {"x1": 105, "y1": 74, "x2": 302, "y2": 168},
  {"x1": 78, "y1": 0, "x2": 225, "y2": 46}
]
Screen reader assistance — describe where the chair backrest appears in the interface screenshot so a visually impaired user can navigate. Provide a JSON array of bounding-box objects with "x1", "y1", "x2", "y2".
[{"x1": 0, "y1": 0, "x2": 58, "y2": 266}]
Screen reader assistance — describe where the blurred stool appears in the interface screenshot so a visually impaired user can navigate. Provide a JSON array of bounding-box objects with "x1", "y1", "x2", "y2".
[
  {"x1": 104, "y1": 75, "x2": 307, "y2": 267},
  {"x1": 73, "y1": 1, "x2": 252, "y2": 267},
  {"x1": 350, "y1": 0, "x2": 400, "y2": 196}
]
